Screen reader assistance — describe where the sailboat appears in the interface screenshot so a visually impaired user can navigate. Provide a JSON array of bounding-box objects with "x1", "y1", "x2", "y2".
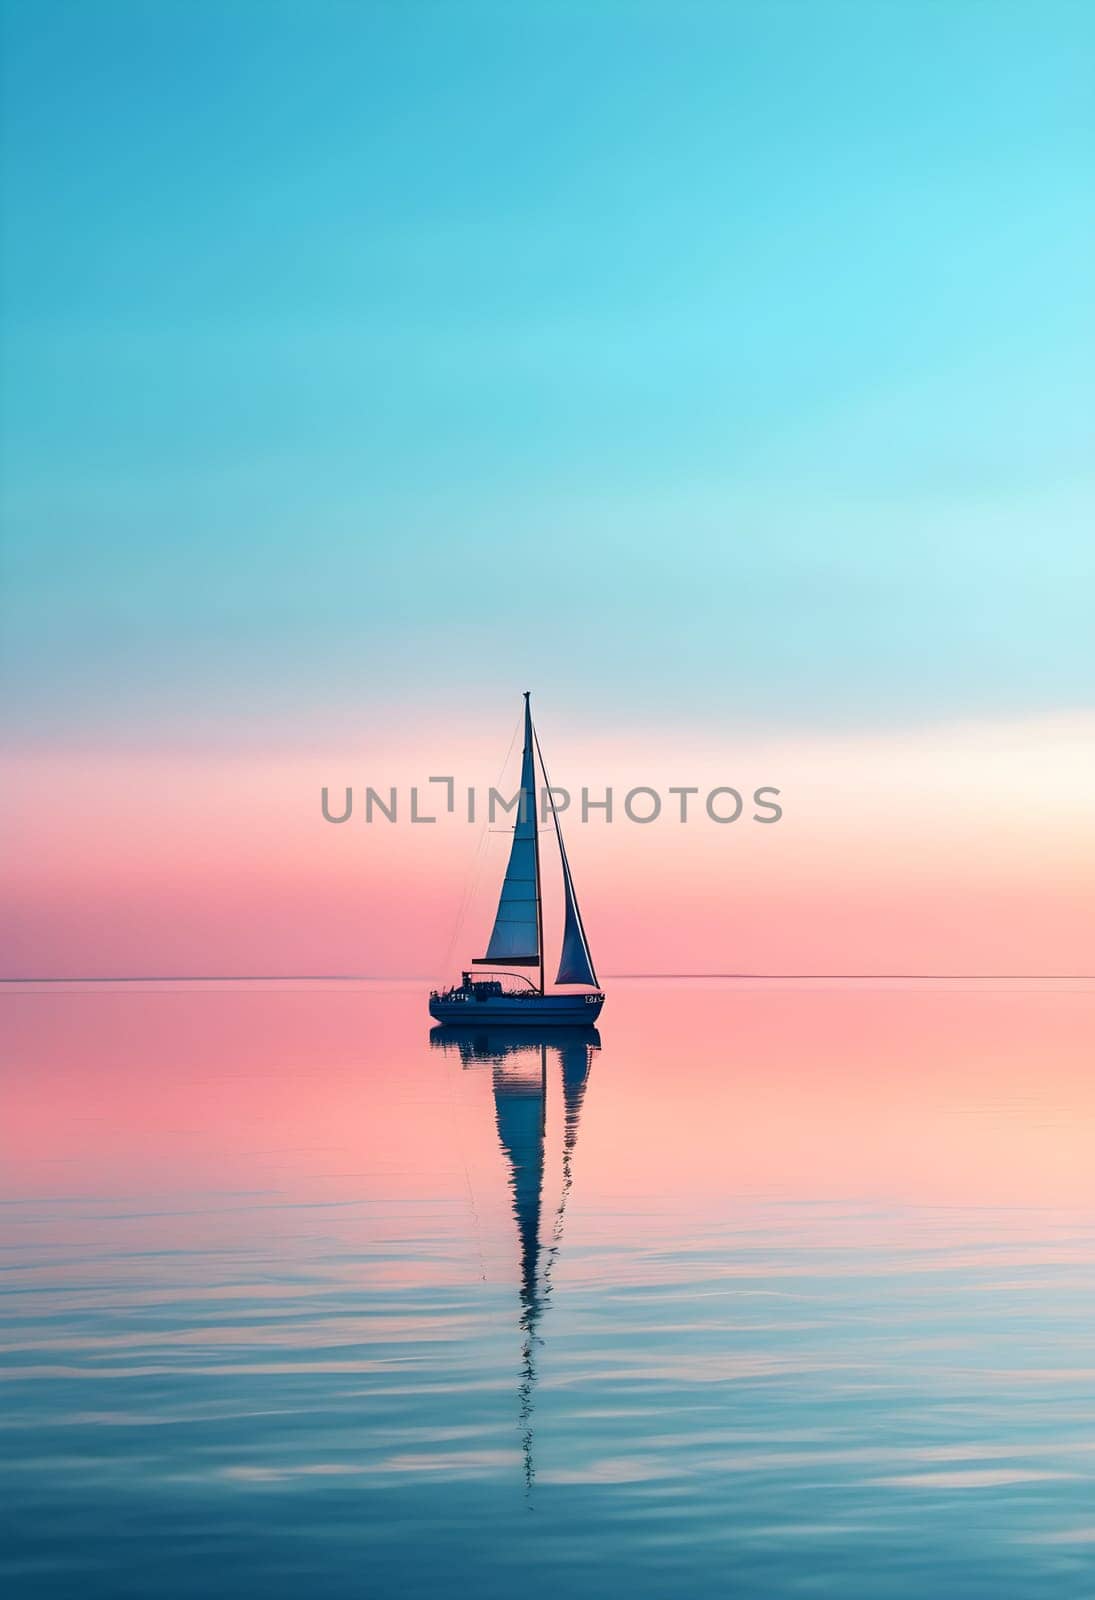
[{"x1": 429, "y1": 693, "x2": 605, "y2": 1025}]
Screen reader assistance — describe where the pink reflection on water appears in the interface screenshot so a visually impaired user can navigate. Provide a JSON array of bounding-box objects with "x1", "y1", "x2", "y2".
[{"x1": 2, "y1": 982, "x2": 1095, "y2": 1216}]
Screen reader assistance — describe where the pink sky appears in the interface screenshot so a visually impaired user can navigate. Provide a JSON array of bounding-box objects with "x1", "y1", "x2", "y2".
[{"x1": 3, "y1": 710, "x2": 1093, "y2": 978}]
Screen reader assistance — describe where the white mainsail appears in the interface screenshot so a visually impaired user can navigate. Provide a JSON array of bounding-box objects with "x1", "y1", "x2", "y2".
[
  {"x1": 476, "y1": 693, "x2": 599, "y2": 991},
  {"x1": 476, "y1": 694, "x2": 541, "y2": 968}
]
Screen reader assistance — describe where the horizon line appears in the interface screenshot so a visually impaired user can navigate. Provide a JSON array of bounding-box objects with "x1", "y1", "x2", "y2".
[{"x1": 1, "y1": 973, "x2": 1092, "y2": 984}]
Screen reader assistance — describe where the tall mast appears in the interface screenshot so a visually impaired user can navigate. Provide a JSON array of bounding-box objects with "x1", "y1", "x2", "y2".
[{"x1": 526, "y1": 691, "x2": 546, "y2": 996}]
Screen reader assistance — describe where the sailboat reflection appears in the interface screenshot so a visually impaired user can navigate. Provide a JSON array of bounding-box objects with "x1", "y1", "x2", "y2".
[{"x1": 429, "y1": 1024, "x2": 600, "y2": 1490}]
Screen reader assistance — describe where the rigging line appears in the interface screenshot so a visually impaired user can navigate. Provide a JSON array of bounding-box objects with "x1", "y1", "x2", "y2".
[
  {"x1": 437, "y1": 711, "x2": 522, "y2": 982},
  {"x1": 462, "y1": 1162, "x2": 488, "y2": 1284}
]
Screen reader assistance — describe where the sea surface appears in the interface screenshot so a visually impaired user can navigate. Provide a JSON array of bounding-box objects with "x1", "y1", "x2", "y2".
[{"x1": 2, "y1": 977, "x2": 1094, "y2": 1598}]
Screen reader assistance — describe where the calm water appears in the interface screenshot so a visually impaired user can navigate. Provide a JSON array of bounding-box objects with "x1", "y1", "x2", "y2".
[{"x1": 2, "y1": 978, "x2": 1095, "y2": 1598}]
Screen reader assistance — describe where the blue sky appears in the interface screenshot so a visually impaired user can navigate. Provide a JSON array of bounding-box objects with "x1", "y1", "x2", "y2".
[{"x1": 2, "y1": 0, "x2": 1092, "y2": 745}]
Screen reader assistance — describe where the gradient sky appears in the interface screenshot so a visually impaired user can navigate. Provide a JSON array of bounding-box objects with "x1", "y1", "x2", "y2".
[{"x1": 1, "y1": 0, "x2": 1092, "y2": 975}]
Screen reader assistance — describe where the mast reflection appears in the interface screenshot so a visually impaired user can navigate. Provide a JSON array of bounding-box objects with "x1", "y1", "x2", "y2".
[{"x1": 429, "y1": 1025, "x2": 600, "y2": 1490}]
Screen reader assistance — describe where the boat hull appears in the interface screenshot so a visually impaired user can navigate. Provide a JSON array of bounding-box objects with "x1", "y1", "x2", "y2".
[{"x1": 428, "y1": 992, "x2": 604, "y2": 1026}]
